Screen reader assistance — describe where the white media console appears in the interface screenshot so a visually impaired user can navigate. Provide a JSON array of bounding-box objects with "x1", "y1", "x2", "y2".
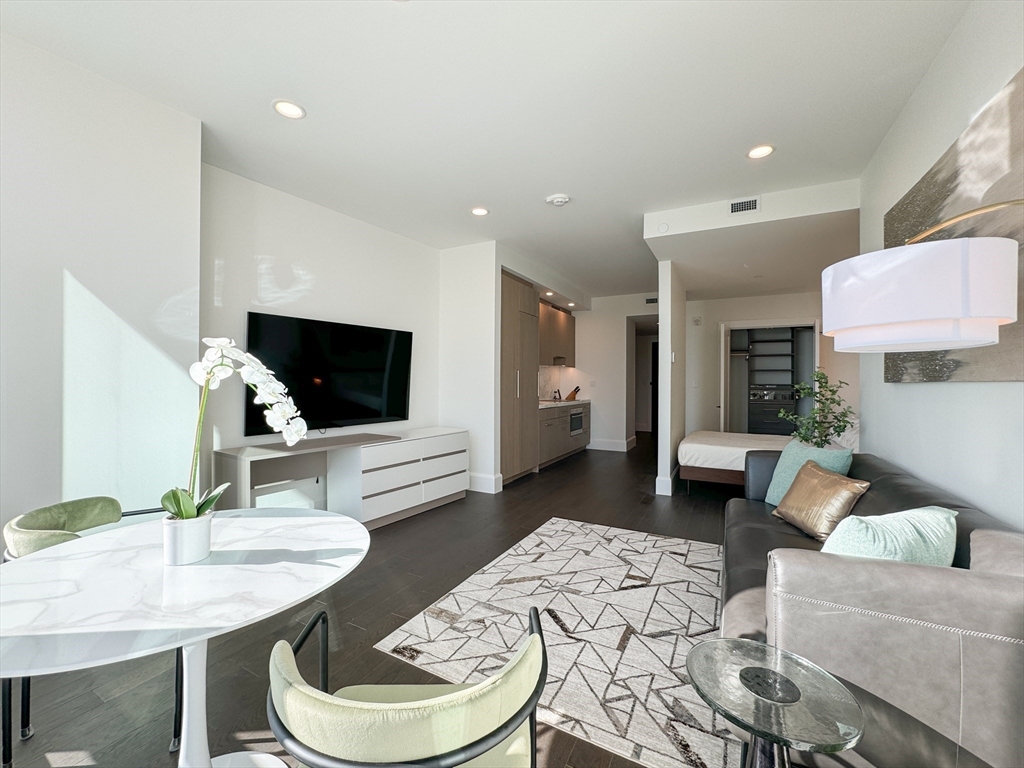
[{"x1": 213, "y1": 427, "x2": 469, "y2": 529}]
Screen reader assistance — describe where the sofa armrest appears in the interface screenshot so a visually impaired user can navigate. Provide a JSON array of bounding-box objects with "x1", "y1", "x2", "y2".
[
  {"x1": 744, "y1": 450, "x2": 781, "y2": 501},
  {"x1": 767, "y1": 549, "x2": 1024, "y2": 768}
]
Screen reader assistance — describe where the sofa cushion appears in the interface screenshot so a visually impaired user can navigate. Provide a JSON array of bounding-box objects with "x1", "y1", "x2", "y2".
[
  {"x1": 847, "y1": 454, "x2": 1015, "y2": 569},
  {"x1": 821, "y1": 507, "x2": 958, "y2": 567},
  {"x1": 773, "y1": 461, "x2": 871, "y2": 542},
  {"x1": 765, "y1": 442, "x2": 853, "y2": 505}
]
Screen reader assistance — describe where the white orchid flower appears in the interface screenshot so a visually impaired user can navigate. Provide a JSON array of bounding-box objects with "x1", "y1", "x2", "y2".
[
  {"x1": 282, "y1": 417, "x2": 307, "y2": 446},
  {"x1": 264, "y1": 408, "x2": 288, "y2": 431},
  {"x1": 174, "y1": 337, "x2": 306, "y2": 519},
  {"x1": 189, "y1": 362, "x2": 209, "y2": 386},
  {"x1": 240, "y1": 365, "x2": 269, "y2": 386}
]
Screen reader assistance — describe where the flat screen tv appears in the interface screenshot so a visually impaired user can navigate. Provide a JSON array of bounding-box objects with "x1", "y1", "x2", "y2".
[{"x1": 244, "y1": 311, "x2": 413, "y2": 436}]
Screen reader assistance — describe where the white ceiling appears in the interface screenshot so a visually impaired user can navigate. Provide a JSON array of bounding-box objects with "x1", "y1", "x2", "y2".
[
  {"x1": 646, "y1": 209, "x2": 860, "y2": 300},
  {"x1": 0, "y1": 1, "x2": 968, "y2": 297}
]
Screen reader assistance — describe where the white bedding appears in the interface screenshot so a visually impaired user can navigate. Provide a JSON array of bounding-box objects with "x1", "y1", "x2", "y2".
[{"x1": 677, "y1": 430, "x2": 793, "y2": 472}]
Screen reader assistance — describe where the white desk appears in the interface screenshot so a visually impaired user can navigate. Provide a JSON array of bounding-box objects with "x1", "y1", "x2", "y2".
[{"x1": 0, "y1": 508, "x2": 370, "y2": 768}]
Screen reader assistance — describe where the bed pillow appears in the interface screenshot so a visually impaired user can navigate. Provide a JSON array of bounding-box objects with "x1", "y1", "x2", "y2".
[
  {"x1": 772, "y1": 461, "x2": 870, "y2": 541},
  {"x1": 765, "y1": 441, "x2": 853, "y2": 506},
  {"x1": 821, "y1": 506, "x2": 958, "y2": 567}
]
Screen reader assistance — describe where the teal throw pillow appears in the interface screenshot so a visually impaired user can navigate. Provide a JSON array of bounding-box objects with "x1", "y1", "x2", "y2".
[
  {"x1": 821, "y1": 506, "x2": 958, "y2": 567},
  {"x1": 765, "y1": 442, "x2": 853, "y2": 506}
]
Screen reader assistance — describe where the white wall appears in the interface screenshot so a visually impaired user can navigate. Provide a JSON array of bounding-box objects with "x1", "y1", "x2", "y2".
[
  {"x1": 858, "y1": 0, "x2": 1024, "y2": 529},
  {"x1": 635, "y1": 336, "x2": 656, "y2": 432},
  {"x1": 573, "y1": 293, "x2": 654, "y2": 451},
  {"x1": 657, "y1": 261, "x2": 686, "y2": 494},
  {"x1": 439, "y1": 241, "x2": 501, "y2": 492},
  {"x1": 684, "y1": 291, "x2": 860, "y2": 433},
  {"x1": 199, "y1": 165, "x2": 441, "y2": 475},
  {"x1": 0, "y1": 35, "x2": 201, "y2": 523}
]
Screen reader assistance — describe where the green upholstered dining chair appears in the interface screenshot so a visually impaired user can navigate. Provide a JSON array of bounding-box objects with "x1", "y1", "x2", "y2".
[
  {"x1": 0, "y1": 497, "x2": 185, "y2": 767},
  {"x1": 2, "y1": 496, "x2": 122, "y2": 559},
  {"x1": 267, "y1": 608, "x2": 548, "y2": 768}
]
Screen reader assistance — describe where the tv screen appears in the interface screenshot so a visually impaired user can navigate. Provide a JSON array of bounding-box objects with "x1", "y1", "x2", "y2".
[{"x1": 244, "y1": 311, "x2": 413, "y2": 435}]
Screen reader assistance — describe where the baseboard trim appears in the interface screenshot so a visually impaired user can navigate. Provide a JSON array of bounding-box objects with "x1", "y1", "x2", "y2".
[
  {"x1": 588, "y1": 439, "x2": 631, "y2": 453},
  {"x1": 625, "y1": 435, "x2": 637, "y2": 451},
  {"x1": 655, "y1": 465, "x2": 679, "y2": 497},
  {"x1": 469, "y1": 472, "x2": 502, "y2": 494}
]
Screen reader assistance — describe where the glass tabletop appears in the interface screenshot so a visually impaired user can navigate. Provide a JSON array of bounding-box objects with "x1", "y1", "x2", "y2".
[{"x1": 685, "y1": 638, "x2": 864, "y2": 753}]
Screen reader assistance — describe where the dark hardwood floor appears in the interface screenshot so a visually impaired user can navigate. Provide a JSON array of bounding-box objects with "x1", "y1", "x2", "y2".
[{"x1": 7, "y1": 433, "x2": 741, "y2": 768}]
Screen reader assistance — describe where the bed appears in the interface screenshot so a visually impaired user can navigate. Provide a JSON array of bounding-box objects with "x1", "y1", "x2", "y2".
[{"x1": 677, "y1": 431, "x2": 793, "y2": 490}]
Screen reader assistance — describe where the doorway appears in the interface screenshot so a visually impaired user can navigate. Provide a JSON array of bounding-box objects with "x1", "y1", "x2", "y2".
[
  {"x1": 719, "y1": 318, "x2": 820, "y2": 433},
  {"x1": 632, "y1": 315, "x2": 659, "y2": 438}
]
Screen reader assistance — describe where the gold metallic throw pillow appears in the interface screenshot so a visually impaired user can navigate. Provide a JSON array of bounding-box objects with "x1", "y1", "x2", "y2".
[{"x1": 772, "y1": 460, "x2": 871, "y2": 542}]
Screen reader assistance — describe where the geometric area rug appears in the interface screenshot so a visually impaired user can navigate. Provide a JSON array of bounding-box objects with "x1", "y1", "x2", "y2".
[{"x1": 374, "y1": 518, "x2": 742, "y2": 768}]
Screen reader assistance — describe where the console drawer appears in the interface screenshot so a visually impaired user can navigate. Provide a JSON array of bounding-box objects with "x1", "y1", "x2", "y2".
[
  {"x1": 423, "y1": 470, "x2": 468, "y2": 502},
  {"x1": 362, "y1": 439, "x2": 422, "y2": 470},
  {"x1": 420, "y1": 432, "x2": 469, "y2": 460},
  {"x1": 361, "y1": 483, "x2": 423, "y2": 521},
  {"x1": 421, "y1": 451, "x2": 468, "y2": 481},
  {"x1": 362, "y1": 460, "x2": 422, "y2": 497}
]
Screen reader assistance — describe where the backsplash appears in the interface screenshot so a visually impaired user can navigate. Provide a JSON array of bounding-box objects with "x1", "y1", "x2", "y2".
[{"x1": 539, "y1": 365, "x2": 588, "y2": 400}]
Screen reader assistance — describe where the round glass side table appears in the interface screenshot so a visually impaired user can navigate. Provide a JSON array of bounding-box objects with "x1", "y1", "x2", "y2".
[{"x1": 686, "y1": 638, "x2": 864, "y2": 768}]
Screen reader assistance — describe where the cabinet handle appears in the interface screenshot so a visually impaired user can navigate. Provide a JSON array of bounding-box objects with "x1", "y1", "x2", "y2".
[{"x1": 516, "y1": 370, "x2": 520, "y2": 398}]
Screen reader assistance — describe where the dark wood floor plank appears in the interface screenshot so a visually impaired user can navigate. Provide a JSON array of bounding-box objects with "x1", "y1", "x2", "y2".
[{"x1": 10, "y1": 433, "x2": 735, "y2": 768}]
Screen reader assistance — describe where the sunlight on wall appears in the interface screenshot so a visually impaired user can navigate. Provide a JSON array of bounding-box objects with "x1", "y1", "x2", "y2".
[{"x1": 63, "y1": 271, "x2": 195, "y2": 510}]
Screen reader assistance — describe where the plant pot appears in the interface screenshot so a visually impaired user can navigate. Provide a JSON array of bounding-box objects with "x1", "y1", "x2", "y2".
[{"x1": 163, "y1": 512, "x2": 213, "y2": 566}]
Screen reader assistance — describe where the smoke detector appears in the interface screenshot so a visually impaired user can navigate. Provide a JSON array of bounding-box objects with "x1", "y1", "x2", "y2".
[{"x1": 545, "y1": 194, "x2": 571, "y2": 207}]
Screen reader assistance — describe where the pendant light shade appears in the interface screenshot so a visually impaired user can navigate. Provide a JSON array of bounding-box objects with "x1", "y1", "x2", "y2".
[{"x1": 822, "y1": 237, "x2": 1018, "y2": 353}]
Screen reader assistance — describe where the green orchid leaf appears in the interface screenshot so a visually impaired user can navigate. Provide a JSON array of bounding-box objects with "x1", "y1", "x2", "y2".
[
  {"x1": 161, "y1": 487, "x2": 198, "y2": 520},
  {"x1": 196, "y1": 482, "x2": 231, "y2": 517}
]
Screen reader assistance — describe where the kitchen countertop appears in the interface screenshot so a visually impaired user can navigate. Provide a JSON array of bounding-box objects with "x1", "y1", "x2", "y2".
[{"x1": 539, "y1": 399, "x2": 590, "y2": 410}]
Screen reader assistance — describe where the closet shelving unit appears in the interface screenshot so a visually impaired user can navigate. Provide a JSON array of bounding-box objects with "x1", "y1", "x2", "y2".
[{"x1": 741, "y1": 327, "x2": 798, "y2": 435}]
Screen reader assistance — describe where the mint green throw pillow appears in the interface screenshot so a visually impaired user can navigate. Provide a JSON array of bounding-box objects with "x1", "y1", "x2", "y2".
[
  {"x1": 821, "y1": 506, "x2": 958, "y2": 567},
  {"x1": 765, "y1": 442, "x2": 853, "y2": 506}
]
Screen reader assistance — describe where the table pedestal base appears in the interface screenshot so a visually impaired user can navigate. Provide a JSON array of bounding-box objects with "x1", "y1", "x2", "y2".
[
  {"x1": 211, "y1": 753, "x2": 286, "y2": 767},
  {"x1": 744, "y1": 735, "x2": 791, "y2": 768},
  {"x1": 178, "y1": 640, "x2": 286, "y2": 768}
]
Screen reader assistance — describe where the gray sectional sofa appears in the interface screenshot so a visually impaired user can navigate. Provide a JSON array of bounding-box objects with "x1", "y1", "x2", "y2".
[{"x1": 721, "y1": 450, "x2": 1024, "y2": 768}]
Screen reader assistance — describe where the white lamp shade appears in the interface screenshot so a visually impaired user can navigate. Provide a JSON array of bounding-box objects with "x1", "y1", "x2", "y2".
[{"x1": 822, "y1": 237, "x2": 1018, "y2": 353}]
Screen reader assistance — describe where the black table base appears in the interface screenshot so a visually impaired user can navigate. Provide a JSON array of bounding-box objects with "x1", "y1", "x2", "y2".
[{"x1": 744, "y1": 735, "x2": 792, "y2": 768}]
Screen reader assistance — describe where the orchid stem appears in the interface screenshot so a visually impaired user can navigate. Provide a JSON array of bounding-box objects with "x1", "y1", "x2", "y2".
[{"x1": 188, "y1": 376, "x2": 211, "y2": 499}]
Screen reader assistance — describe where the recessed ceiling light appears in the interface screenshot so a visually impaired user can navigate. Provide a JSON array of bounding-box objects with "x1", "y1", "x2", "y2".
[
  {"x1": 545, "y1": 291, "x2": 554, "y2": 296},
  {"x1": 272, "y1": 100, "x2": 306, "y2": 119},
  {"x1": 471, "y1": 207, "x2": 489, "y2": 216},
  {"x1": 747, "y1": 145, "x2": 774, "y2": 159},
  {"x1": 568, "y1": 302, "x2": 575, "y2": 307}
]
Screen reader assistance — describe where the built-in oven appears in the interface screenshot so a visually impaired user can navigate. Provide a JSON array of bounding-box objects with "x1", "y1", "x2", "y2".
[{"x1": 569, "y1": 407, "x2": 585, "y2": 436}]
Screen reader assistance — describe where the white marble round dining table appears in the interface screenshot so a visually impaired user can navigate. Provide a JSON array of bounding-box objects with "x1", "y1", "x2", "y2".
[{"x1": 0, "y1": 508, "x2": 370, "y2": 768}]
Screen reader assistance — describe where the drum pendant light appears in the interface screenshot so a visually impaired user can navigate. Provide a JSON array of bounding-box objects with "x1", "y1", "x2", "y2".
[{"x1": 822, "y1": 201, "x2": 1021, "y2": 354}]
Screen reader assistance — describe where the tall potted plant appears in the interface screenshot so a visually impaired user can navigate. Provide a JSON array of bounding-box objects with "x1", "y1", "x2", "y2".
[
  {"x1": 777, "y1": 369, "x2": 854, "y2": 448},
  {"x1": 162, "y1": 337, "x2": 307, "y2": 565}
]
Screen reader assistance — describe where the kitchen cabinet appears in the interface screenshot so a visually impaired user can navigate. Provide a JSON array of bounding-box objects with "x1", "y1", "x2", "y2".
[
  {"x1": 539, "y1": 302, "x2": 575, "y2": 366},
  {"x1": 538, "y1": 402, "x2": 590, "y2": 468},
  {"x1": 500, "y1": 272, "x2": 540, "y2": 483}
]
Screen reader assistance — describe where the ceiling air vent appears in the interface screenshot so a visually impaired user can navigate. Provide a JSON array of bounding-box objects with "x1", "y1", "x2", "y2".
[
  {"x1": 729, "y1": 196, "x2": 761, "y2": 215},
  {"x1": 645, "y1": 297, "x2": 658, "y2": 304}
]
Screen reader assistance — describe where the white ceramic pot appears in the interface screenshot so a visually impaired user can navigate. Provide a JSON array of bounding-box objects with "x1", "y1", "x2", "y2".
[{"x1": 163, "y1": 512, "x2": 213, "y2": 566}]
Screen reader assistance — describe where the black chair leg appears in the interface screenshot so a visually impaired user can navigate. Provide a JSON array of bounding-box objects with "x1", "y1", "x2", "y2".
[
  {"x1": 17, "y1": 679, "x2": 30, "y2": 742},
  {"x1": 3, "y1": 678, "x2": 12, "y2": 768},
  {"x1": 170, "y1": 648, "x2": 183, "y2": 753}
]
